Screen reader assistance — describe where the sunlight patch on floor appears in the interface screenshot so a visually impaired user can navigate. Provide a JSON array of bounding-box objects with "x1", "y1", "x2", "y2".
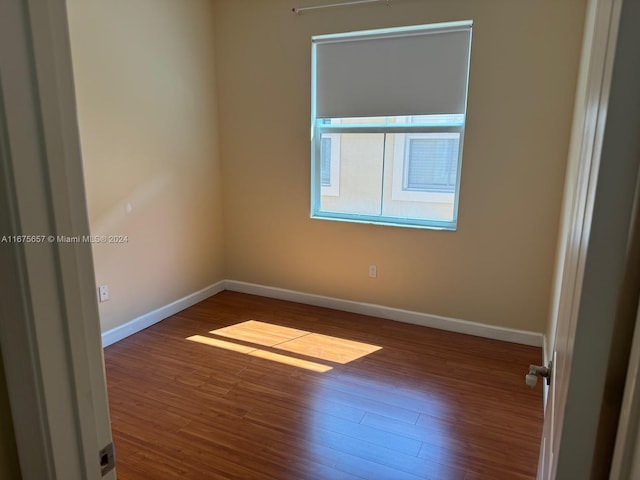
[
  {"x1": 211, "y1": 320, "x2": 308, "y2": 346},
  {"x1": 276, "y1": 333, "x2": 382, "y2": 364},
  {"x1": 186, "y1": 320, "x2": 382, "y2": 372},
  {"x1": 186, "y1": 335, "x2": 256, "y2": 354}
]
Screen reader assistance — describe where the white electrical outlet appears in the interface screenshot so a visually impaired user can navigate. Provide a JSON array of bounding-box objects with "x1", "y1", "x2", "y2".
[
  {"x1": 98, "y1": 285, "x2": 109, "y2": 302},
  {"x1": 368, "y1": 265, "x2": 377, "y2": 278}
]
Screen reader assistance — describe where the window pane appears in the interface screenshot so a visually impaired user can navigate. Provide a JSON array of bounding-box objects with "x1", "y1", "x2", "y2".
[{"x1": 320, "y1": 133, "x2": 384, "y2": 216}]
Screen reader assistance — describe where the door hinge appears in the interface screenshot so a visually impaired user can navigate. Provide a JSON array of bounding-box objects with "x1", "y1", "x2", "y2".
[{"x1": 99, "y1": 442, "x2": 115, "y2": 476}]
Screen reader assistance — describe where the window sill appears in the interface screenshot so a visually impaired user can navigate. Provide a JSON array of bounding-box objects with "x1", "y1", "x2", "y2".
[{"x1": 310, "y1": 212, "x2": 457, "y2": 231}]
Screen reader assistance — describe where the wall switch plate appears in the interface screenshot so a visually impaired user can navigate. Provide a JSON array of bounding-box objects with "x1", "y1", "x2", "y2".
[
  {"x1": 368, "y1": 265, "x2": 377, "y2": 278},
  {"x1": 98, "y1": 285, "x2": 109, "y2": 302}
]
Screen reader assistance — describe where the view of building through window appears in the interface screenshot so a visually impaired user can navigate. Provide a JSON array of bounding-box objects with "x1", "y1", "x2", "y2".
[{"x1": 317, "y1": 115, "x2": 464, "y2": 223}]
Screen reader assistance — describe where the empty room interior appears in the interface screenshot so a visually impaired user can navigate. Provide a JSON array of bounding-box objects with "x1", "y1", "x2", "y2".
[
  {"x1": 6, "y1": 0, "x2": 640, "y2": 478},
  {"x1": 69, "y1": 0, "x2": 584, "y2": 477}
]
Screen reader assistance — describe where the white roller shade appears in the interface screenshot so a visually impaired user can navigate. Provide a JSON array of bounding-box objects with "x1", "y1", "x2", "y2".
[{"x1": 312, "y1": 22, "x2": 472, "y2": 119}]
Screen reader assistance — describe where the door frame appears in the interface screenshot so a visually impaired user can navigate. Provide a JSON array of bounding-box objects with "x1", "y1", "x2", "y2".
[
  {"x1": 0, "y1": 0, "x2": 114, "y2": 479},
  {"x1": 610, "y1": 304, "x2": 640, "y2": 478},
  {"x1": 539, "y1": 0, "x2": 622, "y2": 475},
  {"x1": 540, "y1": 0, "x2": 640, "y2": 477}
]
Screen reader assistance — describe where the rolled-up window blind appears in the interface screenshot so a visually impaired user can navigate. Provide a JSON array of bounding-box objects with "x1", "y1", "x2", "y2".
[{"x1": 312, "y1": 22, "x2": 472, "y2": 119}]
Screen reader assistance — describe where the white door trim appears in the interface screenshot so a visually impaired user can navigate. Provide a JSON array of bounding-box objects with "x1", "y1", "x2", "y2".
[
  {"x1": 537, "y1": 0, "x2": 640, "y2": 476},
  {"x1": 0, "y1": 0, "x2": 114, "y2": 478},
  {"x1": 542, "y1": 0, "x2": 640, "y2": 476}
]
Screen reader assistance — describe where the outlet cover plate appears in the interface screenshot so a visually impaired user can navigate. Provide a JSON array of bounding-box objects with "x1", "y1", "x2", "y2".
[{"x1": 98, "y1": 285, "x2": 109, "y2": 302}]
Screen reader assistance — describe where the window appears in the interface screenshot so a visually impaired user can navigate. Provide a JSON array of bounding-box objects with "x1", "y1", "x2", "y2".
[{"x1": 311, "y1": 22, "x2": 472, "y2": 230}]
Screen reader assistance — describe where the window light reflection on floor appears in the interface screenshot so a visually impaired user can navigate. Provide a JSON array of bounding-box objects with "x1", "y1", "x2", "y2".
[{"x1": 186, "y1": 320, "x2": 382, "y2": 373}]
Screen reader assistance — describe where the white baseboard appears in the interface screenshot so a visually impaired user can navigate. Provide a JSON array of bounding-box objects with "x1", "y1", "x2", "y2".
[
  {"x1": 102, "y1": 279, "x2": 544, "y2": 348},
  {"x1": 101, "y1": 281, "x2": 225, "y2": 347},
  {"x1": 224, "y1": 280, "x2": 544, "y2": 347}
]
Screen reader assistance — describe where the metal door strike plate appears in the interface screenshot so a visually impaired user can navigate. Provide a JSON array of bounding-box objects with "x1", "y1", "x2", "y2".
[{"x1": 99, "y1": 442, "x2": 115, "y2": 476}]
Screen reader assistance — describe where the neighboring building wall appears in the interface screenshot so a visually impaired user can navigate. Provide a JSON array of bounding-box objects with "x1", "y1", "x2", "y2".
[
  {"x1": 322, "y1": 131, "x2": 386, "y2": 216},
  {"x1": 214, "y1": 0, "x2": 587, "y2": 333},
  {"x1": 67, "y1": 0, "x2": 225, "y2": 333}
]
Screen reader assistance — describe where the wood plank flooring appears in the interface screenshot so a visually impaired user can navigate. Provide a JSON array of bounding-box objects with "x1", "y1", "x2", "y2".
[{"x1": 104, "y1": 291, "x2": 544, "y2": 479}]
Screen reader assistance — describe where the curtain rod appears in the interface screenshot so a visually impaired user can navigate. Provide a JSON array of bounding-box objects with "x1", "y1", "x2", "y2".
[{"x1": 292, "y1": 0, "x2": 389, "y2": 15}]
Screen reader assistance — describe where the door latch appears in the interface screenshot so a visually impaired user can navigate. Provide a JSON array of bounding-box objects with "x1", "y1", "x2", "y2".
[
  {"x1": 99, "y1": 442, "x2": 115, "y2": 476},
  {"x1": 526, "y1": 361, "x2": 552, "y2": 388}
]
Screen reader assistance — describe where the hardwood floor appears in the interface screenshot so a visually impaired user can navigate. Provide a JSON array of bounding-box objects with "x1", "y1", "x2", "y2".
[{"x1": 104, "y1": 291, "x2": 544, "y2": 479}]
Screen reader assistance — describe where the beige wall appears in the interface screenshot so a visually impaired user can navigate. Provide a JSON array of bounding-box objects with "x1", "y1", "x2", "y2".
[
  {"x1": 66, "y1": 0, "x2": 586, "y2": 335},
  {"x1": 68, "y1": 0, "x2": 225, "y2": 332},
  {"x1": 214, "y1": 0, "x2": 586, "y2": 332},
  {"x1": 0, "y1": 349, "x2": 20, "y2": 480}
]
